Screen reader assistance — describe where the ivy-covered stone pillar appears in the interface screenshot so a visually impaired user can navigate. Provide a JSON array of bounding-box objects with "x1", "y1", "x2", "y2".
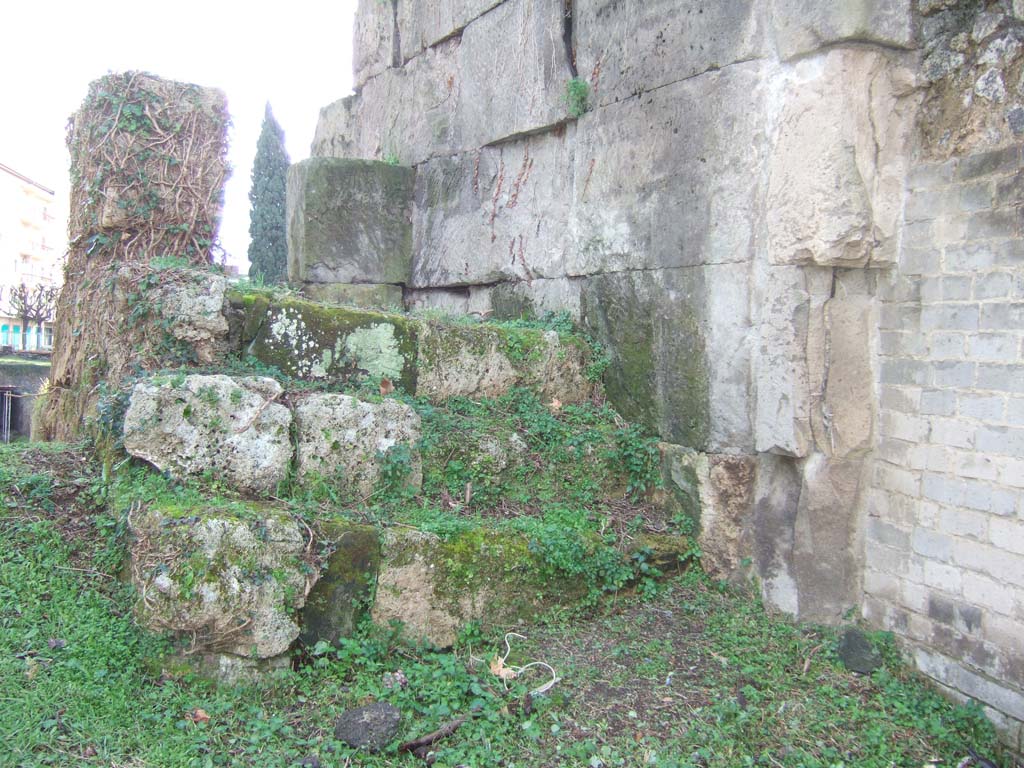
[{"x1": 39, "y1": 72, "x2": 230, "y2": 442}]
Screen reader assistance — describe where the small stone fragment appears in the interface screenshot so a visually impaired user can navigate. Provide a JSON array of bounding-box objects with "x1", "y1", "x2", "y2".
[
  {"x1": 333, "y1": 702, "x2": 402, "y2": 751},
  {"x1": 975, "y1": 68, "x2": 1007, "y2": 103},
  {"x1": 837, "y1": 627, "x2": 883, "y2": 675}
]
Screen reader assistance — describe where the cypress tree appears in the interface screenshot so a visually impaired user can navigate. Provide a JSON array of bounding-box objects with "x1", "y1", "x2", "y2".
[{"x1": 247, "y1": 104, "x2": 290, "y2": 283}]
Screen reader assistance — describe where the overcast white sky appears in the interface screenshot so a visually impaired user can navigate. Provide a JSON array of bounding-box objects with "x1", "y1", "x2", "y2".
[{"x1": 0, "y1": 0, "x2": 357, "y2": 274}]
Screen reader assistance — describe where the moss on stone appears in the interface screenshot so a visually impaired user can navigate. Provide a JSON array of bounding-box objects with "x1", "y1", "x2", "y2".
[
  {"x1": 240, "y1": 294, "x2": 418, "y2": 391},
  {"x1": 300, "y1": 519, "x2": 380, "y2": 646}
]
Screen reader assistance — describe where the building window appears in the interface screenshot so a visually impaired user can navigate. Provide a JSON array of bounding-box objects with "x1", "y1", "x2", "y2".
[{"x1": 0, "y1": 325, "x2": 7, "y2": 346}]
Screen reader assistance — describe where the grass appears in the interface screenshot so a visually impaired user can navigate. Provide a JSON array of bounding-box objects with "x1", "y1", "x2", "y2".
[{"x1": 0, "y1": 442, "x2": 1012, "y2": 767}]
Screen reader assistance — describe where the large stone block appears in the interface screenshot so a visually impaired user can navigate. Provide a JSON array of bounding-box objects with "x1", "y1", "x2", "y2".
[
  {"x1": 574, "y1": 0, "x2": 766, "y2": 107},
  {"x1": 300, "y1": 520, "x2": 381, "y2": 647},
  {"x1": 766, "y1": 48, "x2": 919, "y2": 267},
  {"x1": 130, "y1": 505, "x2": 312, "y2": 660},
  {"x1": 791, "y1": 454, "x2": 867, "y2": 623},
  {"x1": 123, "y1": 375, "x2": 292, "y2": 496},
  {"x1": 659, "y1": 445, "x2": 756, "y2": 580},
  {"x1": 234, "y1": 294, "x2": 419, "y2": 391},
  {"x1": 287, "y1": 158, "x2": 414, "y2": 287},
  {"x1": 315, "y1": 0, "x2": 573, "y2": 165},
  {"x1": 815, "y1": 292, "x2": 875, "y2": 458},
  {"x1": 293, "y1": 393, "x2": 423, "y2": 498},
  {"x1": 752, "y1": 452, "x2": 803, "y2": 616},
  {"x1": 155, "y1": 270, "x2": 230, "y2": 365},
  {"x1": 570, "y1": 62, "x2": 766, "y2": 275},
  {"x1": 397, "y1": 0, "x2": 504, "y2": 62},
  {"x1": 354, "y1": 0, "x2": 398, "y2": 87},
  {"x1": 580, "y1": 265, "x2": 752, "y2": 452},
  {"x1": 456, "y1": 0, "x2": 574, "y2": 149},
  {"x1": 770, "y1": 0, "x2": 915, "y2": 61},
  {"x1": 411, "y1": 128, "x2": 575, "y2": 288}
]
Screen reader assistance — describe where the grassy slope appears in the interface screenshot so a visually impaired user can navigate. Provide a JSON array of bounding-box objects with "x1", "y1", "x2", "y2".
[{"x1": 0, "y1": 442, "x2": 1011, "y2": 768}]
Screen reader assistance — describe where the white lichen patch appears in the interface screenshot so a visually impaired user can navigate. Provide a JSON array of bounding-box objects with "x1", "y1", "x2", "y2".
[{"x1": 344, "y1": 323, "x2": 405, "y2": 380}]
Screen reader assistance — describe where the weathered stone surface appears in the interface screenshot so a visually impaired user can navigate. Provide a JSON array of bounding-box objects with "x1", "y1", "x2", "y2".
[
  {"x1": 838, "y1": 627, "x2": 883, "y2": 674},
  {"x1": 416, "y1": 321, "x2": 594, "y2": 404},
  {"x1": 287, "y1": 158, "x2": 414, "y2": 286},
  {"x1": 156, "y1": 270, "x2": 230, "y2": 365},
  {"x1": 792, "y1": 455, "x2": 866, "y2": 623},
  {"x1": 752, "y1": 452, "x2": 802, "y2": 616},
  {"x1": 123, "y1": 375, "x2": 291, "y2": 496},
  {"x1": 575, "y1": 0, "x2": 766, "y2": 107},
  {"x1": 659, "y1": 445, "x2": 757, "y2": 580},
  {"x1": 301, "y1": 520, "x2": 381, "y2": 647},
  {"x1": 334, "y1": 702, "x2": 402, "y2": 752},
  {"x1": 456, "y1": 0, "x2": 573, "y2": 149},
  {"x1": 315, "y1": 0, "x2": 572, "y2": 165},
  {"x1": 770, "y1": 0, "x2": 915, "y2": 60},
  {"x1": 411, "y1": 128, "x2": 575, "y2": 289},
  {"x1": 488, "y1": 278, "x2": 582, "y2": 320},
  {"x1": 816, "y1": 292, "x2": 875, "y2": 459},
  {"x1": 581, "y1": 266, "x2": 751, "y2": 453},
  {"x1": 753, "y1": 265, "x2": 817, "y2": 457},
  {"x1": 293, "y1": 393, "x2": 423, "y2": 498},
  {"x1": 353, "y1": 0, "x2": 397, "y2": 87},
  {"x1": 766, "y1": 48, "x2": 919, "y2": 267},
  {"x1": 570, "y1": 62, "x2": 765, "y2": 276},
  {"x1": 372, "y1": 526, "x2": 691, "y2": 647},
  {"x1": 301, "y1": 282, "x2": 405, "y2": 311},
  {"x1": 236, "y1": 294, "x2": 419, "y2": 391},
  {"x1": 396, "y1": 0, "x2": 503, "y2": 62},
  {"x1": 130, "y1": 505, "x2": 311, "y2": 659}
]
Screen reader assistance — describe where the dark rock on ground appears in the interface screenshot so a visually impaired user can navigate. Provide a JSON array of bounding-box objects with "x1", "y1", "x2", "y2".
[
  {"x1": 837, "y1": 627, "x2": 882, "y2": 675},
  {"x1": 333, "y1": 701, "x2": 402, "y2": 751}
]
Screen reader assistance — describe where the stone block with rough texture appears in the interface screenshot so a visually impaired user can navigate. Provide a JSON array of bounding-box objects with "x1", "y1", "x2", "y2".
[
  {"x1": 766, "y1": 48, "x2": 919, "y2": 268},
  {"x1": 396, "y1": 0, "x2": 503, "y2": 63},
  {"x1": 293, "y1": 393, "x2": 423, "y2": 498},
  {"x1": 155, "y1": 269, "x2": 231, "y2": 365},
  {"x1": 123, "y1": 375, "x2": 292, "y2": 496},
  {"x1": 130, "y1": 505, "x2": 312, "y2": 660},
  {"x1": 770, "y1": 0, "x2": 914, "y2": 60},
  {"x1": 287, "y1": 158, "x2": 414, "y2": 287},
  {"x1": 575, "y1": 0, "x2": 767, "y2": 107},
  {"x1": 301, "y1": 282, "x2": 405, "y2": 311}
]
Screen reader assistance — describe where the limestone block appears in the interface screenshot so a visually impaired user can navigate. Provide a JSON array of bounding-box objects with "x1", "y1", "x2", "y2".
[
  {"x1": 488, "y1": 277, "x2": 582, "y2": 320},
  {"x1": 570, "y1": 62, "x2": 766, "y2": 276},
  {"x1": 123, "y1": 375, "x2": 292, "y2": 496},
  {"x1": 300, "y1": 520, "x2": 381, "y2": 646},
  {"x1": 311, "y1": 96, "x2": 358, "y2": 159},
  {"x1": 659, "y1": 445, "x2": 756, "y2": 580},
  {"x1": 792, "y1": 454, "x2": 867, "y2": 623},
  {"x1": 319, "y1": 0, "x2": 572, "y2": 165},
  {"x1": 580, "y1": 265, "x2": 753, "y2": 453},
  {"x1": 766, "y1": 48, "x2": 919, "y2": 267},
  {"x1": 411, "y1": 128, "x2": 574, "y2": 289},
  {"x1": 313, "y1": 43, "x2": 460, "y2": 164},
  {"x1": 301, "y1": 282, "x2": 405, "y2": 311},
  {"x1": 354, "y1": 0, "x2": 397, "y2": 87},
  {"x1": 456, "y1": 0, "x2": 574, "y2": 149},
  {"x1": 155, "y1": 270, "x2": 230, "y2": 365},
  {"x1": 752, "y1": 452, "x2": 803, "y2": 615},
  {"x1": 130, "y1": 506, "x2": 311, "y2": 659},
  {"x1": 238, "y1": 295, "x2": 419, "y2": 391},
  {"x1": 397, "y1": 0, "x2": 504, "y2": 62},
  {"x1": 287, "y1": 158, "x2": 414, "y2": 286},
  {"x1": 293, "y1": 393, "x2": 423, "y2": 498},
  {"x1": 371, "y1": 527, "x2": 691, "y2": 647},
  {"x1": 415, "y1": 322, "x2": 595, "y2": 404},
  {"x1": 753, "y1": 264, "x2": 814, "y2": 457},
  {"x1": 770, "y1": 0, "x2": 915, "y2": 60},
  {"x1": 814, "y1": 292, "x2": 875, "y2": 458},
  {"x1": 574, "y1": 0, "x2": 766, "y2": 107}
]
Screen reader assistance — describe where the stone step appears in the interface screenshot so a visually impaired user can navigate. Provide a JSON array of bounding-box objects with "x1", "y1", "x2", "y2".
[
  {"x1": 226, "y1": 291, "x2": 599, "y2": 405},
  {"x1": 128, "y1": 500, "x2": 694, "y2": 680}
]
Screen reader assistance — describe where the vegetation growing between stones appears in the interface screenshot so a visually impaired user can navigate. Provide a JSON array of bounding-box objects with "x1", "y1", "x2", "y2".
[
  {"x1": 565, "y1": 77, "x2": 591, "y2": 118},
  {"x1": 0, "y1": 441, "x2": 1009, "y2": 766}
]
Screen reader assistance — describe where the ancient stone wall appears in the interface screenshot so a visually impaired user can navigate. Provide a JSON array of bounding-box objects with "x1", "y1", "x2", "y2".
[{"x1": 307, "y1": 0, "x2": 1024, "y2": 745}]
